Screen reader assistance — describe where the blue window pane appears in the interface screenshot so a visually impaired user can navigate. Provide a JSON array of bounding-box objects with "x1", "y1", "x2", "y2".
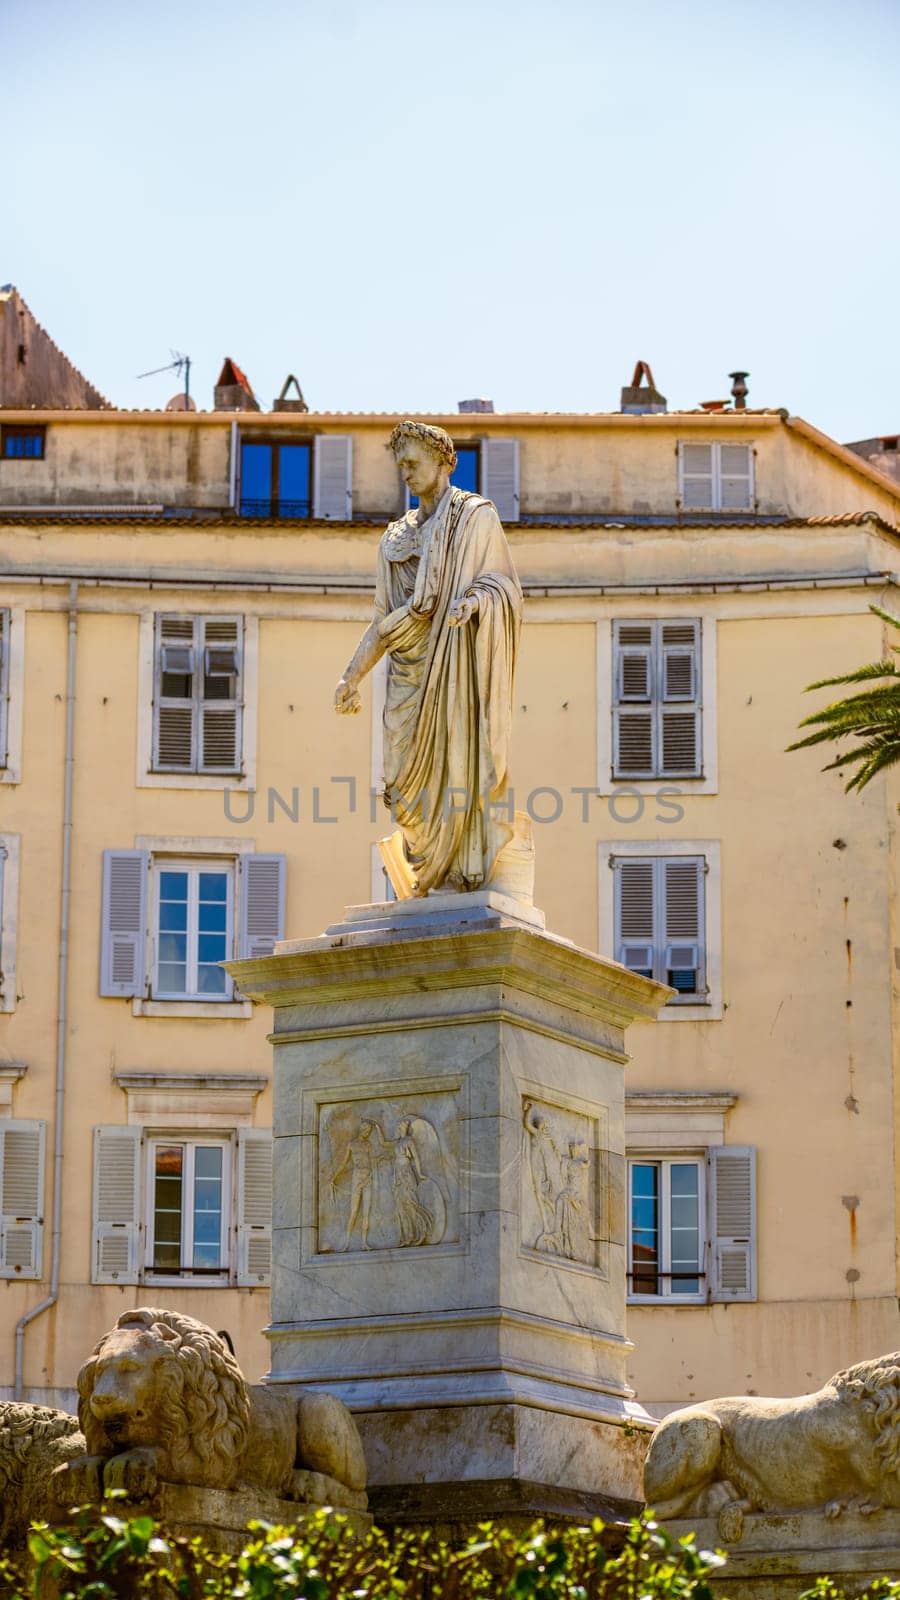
[
  {"x1": 198, "y1": 934, "x2": 226, "y2": 963},
  {"x1": 451, "y1": 446, "x2": 479, "y2": 495},
  {"x1": 197, "y1": 964, "x2": 227, "y2": 994},
  {"x1": 198, "y1": 901, "x2": 227, "y2": 932},
  {"x1": 159, "y1": 932, "x2": 187, "y2": 964},
  {"x1": 158, "y1": 962, "x2": 187, "y2": 994},
  {"x1": 240, "y1": 443, "x2": 272, "y2": 516},
  {"x1": 159, "y1": 871, "x2": 188, "y2": 901},
  {"x1": 277, "y1": 443, "x2": 311, "y2": 517},
  {"x1": 199, "y1": 873, "x2": 228, "y2": 902},
  {"x1": 159, "y1": 901, "x2": 188, "y2": 932}
]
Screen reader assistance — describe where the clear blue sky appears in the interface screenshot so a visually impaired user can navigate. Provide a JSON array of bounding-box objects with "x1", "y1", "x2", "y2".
[{"x1": 5, "y1": 0, "x2": 899, "y2": 440}]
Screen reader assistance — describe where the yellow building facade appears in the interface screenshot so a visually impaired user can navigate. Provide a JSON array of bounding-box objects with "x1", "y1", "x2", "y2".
[{"x1": 0, "y1": 403, "x2": 899, "y2": 1414}]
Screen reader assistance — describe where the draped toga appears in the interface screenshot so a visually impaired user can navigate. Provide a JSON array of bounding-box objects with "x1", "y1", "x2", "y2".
[{"x1": 375, "y1": 485, "x2": 522, "y2": 895}]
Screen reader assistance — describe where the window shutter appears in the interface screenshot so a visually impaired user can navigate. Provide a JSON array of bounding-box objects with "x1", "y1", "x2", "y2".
[
  {"x1": 662, "y1": 856, "x2": 704, "y2": 997},
  {"x1": 239, "y1": 854, "x2": 286, "y2": 958},
  {"x1": 0, "y1": 1120, "x2": 45, "y2": 1280},
  {"x1": 154, "y1": 616, "x2": 197, "y2": 771},
  {"x1": 482, "y1": 438, "x2": 520, "y2": 522},
  {"x1": 680, "y1": 443, "x2": 714, "y2": 510},
  {"x1": 236, "y1": 1129, "x2": 272, "y2": 1285},
  {"x1": 92, "y1": 1126, "x2": 142, "y2": 1285},
  {"x1": 229, "y1": 420, "x2": 241, "y2": 508},
  {"x1": 313, "y1": 435, "x2": 352, "y2": 520},
  {"x1": 613, "y1": 622, "x2": 654, "y2": 777},
  {"x1": 199, "y1": 618, "x2": 242, "y2": 774},
  {"x1": 718, "y1": 444, "x2": 753, "y2": 511},
  {"x1": 100, "y1": 849, "x2": 149, "y2": 996},
  {"x1": 708, "y1": 1146, "x2": 756, "y2": 1302},
  {"x1": 615, "y1": 859, "x2": 656, "y2": 977}
]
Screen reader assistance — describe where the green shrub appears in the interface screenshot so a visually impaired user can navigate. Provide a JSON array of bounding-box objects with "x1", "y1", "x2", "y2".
[{"x1": 2, "y1": 1501, "x2": 726, "y2": 1600}]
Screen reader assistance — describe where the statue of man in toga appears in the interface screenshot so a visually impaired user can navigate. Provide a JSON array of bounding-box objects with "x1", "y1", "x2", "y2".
[{"x1": 334, "y1": 420, "x2": 530, "y2": 900}]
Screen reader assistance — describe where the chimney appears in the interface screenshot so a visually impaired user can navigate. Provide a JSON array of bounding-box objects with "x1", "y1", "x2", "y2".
[
  {"x1": 729, "y1": 370, "x2": 749, "y2": 410},
  {"x1": 214, "y1": 358, "x2": 260, "y2": 412},
  {"x1": 273, "y1": 374, "x2": 308, "y2": 413},
  {"x1": 620, "y1": 360, "x2": 667, "y2": 414},
  {"x1": 458, "y1": 398, "x2": 494, "y2": 414}
]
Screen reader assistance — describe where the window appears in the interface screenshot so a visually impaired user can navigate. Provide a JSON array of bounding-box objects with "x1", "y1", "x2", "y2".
[
  {"x1": 148, "y1": 1137, "x2": 230, "y2": 1277},
  {"x1": 406, "y1": 438, "x2": 520, "y2": 522},
  {"x1": 153, "y1": 860, "x2": 233, "y2": 1001},
  {"x1": 92, "y1": 1124, "x2": 272, "y2": 1286},
  {"x1": 614, "y1": 854, "x2": 706, "y2": 1000},
  {"x1": 99, "y1": 848, "x2": 285, "y2": 1001},
  {"x1": 678, "y1": 442, "x2": 753, "y2": 511},
  {"x1": 0, "y1": 1120, "x2": 45, "y2": 1279},
  {"x1": 236, "y1": 434, "x2": 352, "y2": 520},
  {"x1": 627, "y1": 1146, "x2": 756, "y2": 1303},
  {"x1": 153, "y1": 615, "x2": 242, "y2": 774},
  {"x1": 2, "y1": 425, "x2": 45, "y2": 460},
  {"x1": 0, "y1": 610, "x2": 9, "y2": 768},
  {"x1": 612, "y1": 620, "x2": 702, "y2": 778}
]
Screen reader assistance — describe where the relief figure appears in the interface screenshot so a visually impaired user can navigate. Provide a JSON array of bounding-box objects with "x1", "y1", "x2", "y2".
[
  {"x1": 523, "y1": 1100, "x2": 591, "y2": 1262},
  {"x1": 326, "y1": 1110, "x2": 450, "y2": 1251}
]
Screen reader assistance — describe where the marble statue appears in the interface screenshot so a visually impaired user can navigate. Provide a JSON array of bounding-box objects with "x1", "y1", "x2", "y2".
[
  {"x1": 0, "y1": 1401, "x2": 85, "y2": 1548},
  {"x1": 334, "y1": 420, "x2": 529, "y2": 899},
  {"x1": 643, "y1": 1352, "x2": 900, "y2": 1542},
  {"x1": 52, "y1": 1307, "x2": 367, "y2": 1511}
]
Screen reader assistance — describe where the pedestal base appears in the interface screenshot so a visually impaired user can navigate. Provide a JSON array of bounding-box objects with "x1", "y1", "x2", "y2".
[{"x1": 664, "y1": 1509, "x2": 900, "y2": 1599}]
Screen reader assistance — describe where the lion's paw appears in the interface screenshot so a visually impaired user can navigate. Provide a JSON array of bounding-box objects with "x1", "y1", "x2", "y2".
[
  {"x1": 102, "y1": 1449, "x2": 159, "y2": 1500},
  {"x1": 51, "y1": 1457, "x2": 103, "y2": 1507},
  {"x1": 716, "y1": 1502, "x2": 745, "y2": 1544},
  {"x1": 824, "y1": 1499, "x2": 846, "y2": 1520}
]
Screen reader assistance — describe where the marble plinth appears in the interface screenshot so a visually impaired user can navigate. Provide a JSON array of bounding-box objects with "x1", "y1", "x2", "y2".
[
  {"x1": 227, "y1": 893, "x2": 669, "y2": 1518},
  {"x1": 664, "y1": 1509, "x2": 900, "y2": 1598}
]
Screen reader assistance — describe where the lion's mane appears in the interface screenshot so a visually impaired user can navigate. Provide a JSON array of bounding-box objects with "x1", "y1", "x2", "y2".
[
  {"x1": 78, "y1": 1307, "x2": 251, "y2": 1487},
  {"x1": 833, "y1": 1352, "x2": 900, "y2": 1477},
  {"x1": 0, "y1": 1402, "x2": 84, "y2": 1546}
]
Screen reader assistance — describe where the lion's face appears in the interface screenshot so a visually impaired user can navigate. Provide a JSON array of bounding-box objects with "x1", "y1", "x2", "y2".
[{"x1": 81, "y1": 1328, "x2": 174, "y2": 1452}]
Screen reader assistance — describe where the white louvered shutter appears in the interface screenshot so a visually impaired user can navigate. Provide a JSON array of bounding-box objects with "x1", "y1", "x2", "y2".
[
  {"x1": 662, "y1": 856, "x2": 704, "y2": 998},
  {"x1": 199, "y1": 618, "x2": 242, "y2": 774},
  {"x1": 239, "y1": 854, "x2": 286, "y2": 958},
  {"x1": 92, "y1": 1126, "x2": 142, "y2": 1285},
  {"x1": 615, "y1": 859, "x2": 655, "y2": 978},
  {"x1": 680, "y1": 443, "x2": 714, "y2": 510},
  {"x1": 0, "y1": 609, "x2": 9, "y2": 768},
  {"x1": 236, "y1": 1129, "x2": 273, "y2": 1285},
  {"x1": 154, "y1": 616, "x2": 197, "y2": 771},
  {"x1": 708, "y1": 1146, "x2": 756, "y2": 1302},
  {"x1": 660, "y1": 621, "x2": 701, "y2": 777},
  {"x1": 313, "y1": 436, "x2": 352, "y2": 520},
  {"x1": 718, "y1": 444, "x2": 753, "y2": 512},
  {"x1": 482, "y1": 438, "x2": 520, "y2": 522},
  {"x1": 0, "y1": 1120, "x2": 45, "y2": 1279},
  {"x1": 613, "y1": 622, "x2": 655, "y2": 777},
  {"x1": 229, "y1": 420, "x2": 241, "y2": 508},
  {"x1": 100, "y1": 850, "x2": 149, "y2": 997}
]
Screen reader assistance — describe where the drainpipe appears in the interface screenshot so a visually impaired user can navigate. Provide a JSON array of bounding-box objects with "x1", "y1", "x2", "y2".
[{"x1": 14, "y1": 581, "x2": 78, "y2": 1399}]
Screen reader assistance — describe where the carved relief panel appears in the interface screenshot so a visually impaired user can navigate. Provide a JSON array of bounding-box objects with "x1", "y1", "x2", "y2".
[
  {"x1": 315, "y1": 1083, "x2": 461, "y2": 1256},
  {"x1": 520, "y1": 1089, "x2": 608, "y2": 1274}
]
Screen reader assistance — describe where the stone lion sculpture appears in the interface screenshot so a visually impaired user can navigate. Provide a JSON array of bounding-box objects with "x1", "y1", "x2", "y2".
[
  {"x1": 53, "y1": 1307, "x2": 367, "y2": 1511},
  {"x1": 0, "y1": 1402, "x2": 85, "y2": 1547},
  {"x1": 644, "y1": 1352, "x2": 900, "y2": 1542}
]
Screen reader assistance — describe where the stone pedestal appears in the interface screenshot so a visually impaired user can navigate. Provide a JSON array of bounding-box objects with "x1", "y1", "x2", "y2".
[
  {"x1": 664, "y1": 1509, "x2": 900, "y2": 1598},
  {"x1": 229, "y1": 892, "x2": 668, "y2": 1523}
]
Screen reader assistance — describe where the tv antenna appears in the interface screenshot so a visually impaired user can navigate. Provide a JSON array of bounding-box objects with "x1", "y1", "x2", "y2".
[{"x1": 137, "y1": 349, "x2": 192, "y2": 402}]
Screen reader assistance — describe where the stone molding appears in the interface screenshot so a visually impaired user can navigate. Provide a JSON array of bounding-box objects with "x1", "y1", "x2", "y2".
[
  {"x1": 115, "y1": 1071, "x2": 267, "y2": 1128},
  {"x1": 0, "y1": 1062, "x2": 27, "y2": 1116}
]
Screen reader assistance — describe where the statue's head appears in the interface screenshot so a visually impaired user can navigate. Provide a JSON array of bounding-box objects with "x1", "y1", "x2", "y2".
[{"x1": 390, "y1": 420, "x2": 456, "y2": 501}]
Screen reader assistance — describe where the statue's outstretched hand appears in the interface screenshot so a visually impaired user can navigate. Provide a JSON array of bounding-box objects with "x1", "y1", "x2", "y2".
[
  {"x1": 448, "y1": 594, "x2": 479, "y2": 628},
  {"x1": 334, "y1": 677, "x2": 362, "y2": 715}
]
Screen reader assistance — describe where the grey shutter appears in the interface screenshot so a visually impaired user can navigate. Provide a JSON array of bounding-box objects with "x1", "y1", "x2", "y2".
[
  {"x1": 680, "y1": 443, "x2": 714, "y2": 510},
  {"x1": 100, "y1": 849, "x2": 149, "y2": 996},
  {"x1": 239, "y1": 854, "x2": 286, "y2": 958},
  {"x1": 0, "y1": 842, "x2": 6, "y2": 1003},
  {"x1": 660, "y1": 621, "x2": 701, "y2": 777},
  {"x1": 229, "y1": 420, "x2": 241, "y2": 508},
  {"x1": 154, "y1": 616, "x2": 197, "y2": 771},
  {"x1": 708, "y1": 1146, "x2": 756, "y2": 1302},
  {"x1": 92, "y1": 1126, "x2": 142, "y2": 1285},
  {"x1": 0, "y1": 1120, "x2": 45, "y2": 1280},
  {"x1": 199, "y1": 618, "x2": 242, "y2": 774},
  {"x1": 0, "y1": 609, "x2": 9, "y2": 768},
  {"x1": 482, "y1": 438, "x2": 520, "y2": 522},
  {"x1": 662, "y1": 856, "x2": 704, "y2": 999},
  {"x1": 613, "y1": 622, "x2": 655, "y2": 778},
  {"x1": 614, "y1": 859, "x2": 656, "y2": 978},
  {"x1": 718, "y1": 444, "x2": 753, "y2": 511},
  {"x1": 313, "y1": 435, "x2": 352, "y2": 519},
  {"x1": 236, "y1": 1129, "x2": 272, "y2": 1285}
]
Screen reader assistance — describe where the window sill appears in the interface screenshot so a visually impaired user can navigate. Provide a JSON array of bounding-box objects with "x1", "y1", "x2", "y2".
[
  {"x1": 132, "y1": 998, "x2": 253, "y2": 1019},
  {"x1": 657, "y1": 1001, "x2": 722, "y2": 1022},
  {"x1": 602, "y1": 774, "x2": 718, "y2": 797},
  {"x1": 138, "y1": 770, "x2": 247, "y2": 792},
  {"x1": 628, "y1": 1296, "x2": 706, "y2": 1307},
  {"x1": 143, "y1": 1274, "x2": 232, "y2": 1288},
  {"x1": 0, "y1": 767, "x2": 20, "y2": 786}
]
